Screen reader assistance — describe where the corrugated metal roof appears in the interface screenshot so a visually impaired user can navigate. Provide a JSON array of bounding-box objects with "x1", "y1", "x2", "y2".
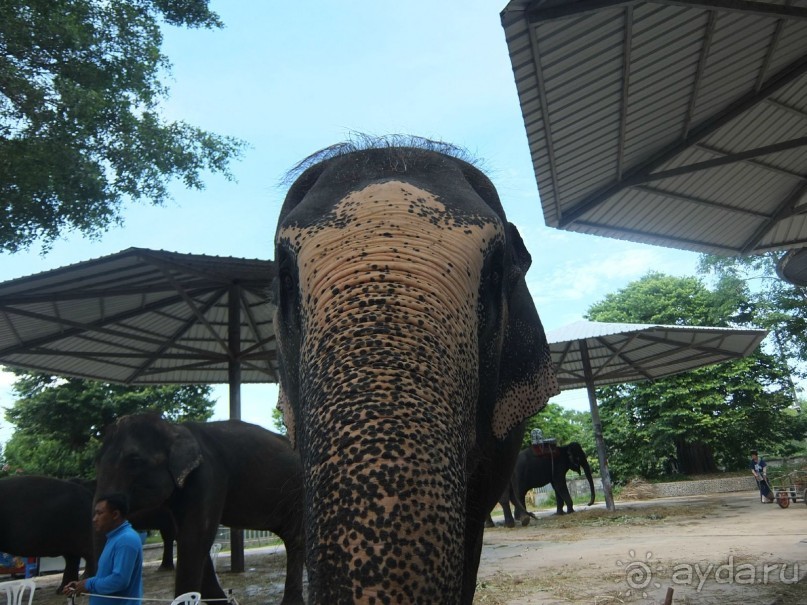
[
  {"x1": 0, "y1": 248, "x2": 278, "y2": 384},
  {"x1": 546, "y1": 319, "x2": 768, "y2": 390},
  {"x1": 501, "y1": 0, "x2": 807, "y2": 256}
]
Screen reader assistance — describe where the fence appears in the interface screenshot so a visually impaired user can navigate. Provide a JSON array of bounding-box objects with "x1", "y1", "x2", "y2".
[{"x1": 214, "y1": 527, "x2": 279, "y2": 547}]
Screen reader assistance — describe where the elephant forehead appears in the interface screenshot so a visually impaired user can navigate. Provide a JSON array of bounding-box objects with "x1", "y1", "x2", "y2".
[{"x1": 278, "y1": 181, "x2": 503, "y2": 312}]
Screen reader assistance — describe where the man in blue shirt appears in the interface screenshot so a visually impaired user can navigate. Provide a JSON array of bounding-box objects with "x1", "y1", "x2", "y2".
[{"x1": 63, "y1": 493, "x2": 143, "y2": 605}]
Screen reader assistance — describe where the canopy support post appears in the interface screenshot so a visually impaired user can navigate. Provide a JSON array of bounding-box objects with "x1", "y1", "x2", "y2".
[
  {"x1": 228, "y1": 284, "x2": 245, "y2": 572},
  {"x1": 580, "y1": 339, "x2": 616, "y2": 511}
]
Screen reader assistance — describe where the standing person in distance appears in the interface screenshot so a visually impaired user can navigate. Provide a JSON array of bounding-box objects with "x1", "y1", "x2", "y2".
[
  {"x1": 63, "y1": 493, "x2": 144, "y2": 605},
  {"x1": 750, "y1": 450, "x2": 774, "y2": 503}
]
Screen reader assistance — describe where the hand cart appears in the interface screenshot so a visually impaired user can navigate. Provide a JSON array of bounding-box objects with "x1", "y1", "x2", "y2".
[{"x1": 769, "y1": 470, "x2": 807, "y2": 508}]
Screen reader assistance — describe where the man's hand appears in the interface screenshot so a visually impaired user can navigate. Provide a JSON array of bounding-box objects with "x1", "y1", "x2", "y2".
[{"x1": 63, "y1": 580, "x2": 87, "y2": 595}]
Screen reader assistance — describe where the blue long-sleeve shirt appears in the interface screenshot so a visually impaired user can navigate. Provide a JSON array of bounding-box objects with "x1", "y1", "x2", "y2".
[{"x1": 85, "y1": 520, "x2": 143, "y2": 605}]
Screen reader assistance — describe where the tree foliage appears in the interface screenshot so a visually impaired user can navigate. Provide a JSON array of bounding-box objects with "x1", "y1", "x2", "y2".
[
  {"x1": 523, "y1": 403, "x2": 598, "y2": 473},
  {"x1": 0, "y1": 0, "x2": 244, "y2": 252},
  {"x1": 586, "y1": 272, "x2": 805, "y2": 482},
  {"x1": 2, "y1": 371, "x2": 215, "y2": 477}
]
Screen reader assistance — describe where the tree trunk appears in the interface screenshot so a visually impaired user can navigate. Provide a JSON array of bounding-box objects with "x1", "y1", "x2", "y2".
[{"x1": 675, "y1": 440, "x2": 718, "y2": 474}]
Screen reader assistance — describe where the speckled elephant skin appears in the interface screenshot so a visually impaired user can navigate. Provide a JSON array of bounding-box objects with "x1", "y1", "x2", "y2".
[
  {"x1": 95, "y1": 413, "x2": 305, "y2": 605},
  {"x1": 273, "y1": 139, "x2": 559, "y2": 604}
]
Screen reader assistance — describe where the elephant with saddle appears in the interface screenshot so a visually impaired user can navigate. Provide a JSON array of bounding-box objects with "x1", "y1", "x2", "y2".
[
  {"x1": 94, "y1": 413, "x2": 304, "y2": 604},
  {"x1": 489, "y1": 442, "x2": 596, "y2": 527},
  {"x1": 273, "y1": 137, "x2": 559, "y2": 603}
]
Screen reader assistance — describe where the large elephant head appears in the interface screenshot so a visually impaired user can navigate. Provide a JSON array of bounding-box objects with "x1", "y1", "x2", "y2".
[
  {"x1": 95, "y1": 413, "x2": 201, "y2": 512},
  {"x1": 273, "y1": 138, "x2": 558, "y2": 603},
  {"x1": 566, "y1": 442, "x2": 596, "y2": 507}
]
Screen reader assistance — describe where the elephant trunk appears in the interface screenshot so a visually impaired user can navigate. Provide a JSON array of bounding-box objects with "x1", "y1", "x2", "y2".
[
  {"x1": 296, "y1": 236, "x2": 484, "y2": 601},
  {"x1": 581, "y1": 456, "x2": 596, "y2": 506},
  {"x1": 302, "y1": 335, "x2": 472, "y2": 602}
]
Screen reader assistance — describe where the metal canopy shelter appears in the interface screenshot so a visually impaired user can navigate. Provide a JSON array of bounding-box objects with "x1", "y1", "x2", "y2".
[
  {"x1": 501, "y1": 0, "x2": 807, "y2": 257},
  {"x1": 0, "y1": 247, "x2": 278, "y2": 572},
  {"x1": 0, "y1": 247, "x2": 278, "y2": 387},
  {"x1": 546, "y1": 320, "x2": 768, "y2": 510}
]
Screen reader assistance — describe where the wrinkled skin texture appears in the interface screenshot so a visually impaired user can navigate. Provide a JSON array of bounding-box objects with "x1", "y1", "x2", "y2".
[
  {"x1": 274, "y1": 144, "x2": 558, "y2": 603},
  {"x1": 95, "y1": 414, "x2": 305, "y2": 605},
  {"x1": 0, "y1": 475, "x2": 96, "y2": 591},
  {"x1": 488, "y1": 442, "x2": 596, "y2": 528}
]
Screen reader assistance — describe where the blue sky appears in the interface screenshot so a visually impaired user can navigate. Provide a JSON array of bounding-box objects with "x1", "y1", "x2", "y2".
[{"x1": 0, "y1": 1, "x2": 703, "y2": 443}]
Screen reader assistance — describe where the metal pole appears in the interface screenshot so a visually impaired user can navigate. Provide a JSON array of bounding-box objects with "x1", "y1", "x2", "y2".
[
  {"x1": 580, "y1": 339, "x2": 616, "y2": 511},
  {"x1": 228, "y1": 285, "x2": 245, "y2": 572}
]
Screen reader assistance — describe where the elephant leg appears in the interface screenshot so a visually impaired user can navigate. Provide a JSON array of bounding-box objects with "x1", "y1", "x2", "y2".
[
  {"x1": 159, "y1": 529, "x2": 175, "y2": 571},
  {"x1": 461, "y1": 520, "x2": 486, "y2": 605},
  {"x1": 500, "y1": 500, "x2": 516, "y2": 528},
  {"x1": 274, "y1": 526, "x2": 305, "y2": 605},
  {"x1": 510, "y1": 485, "x2": 532, "y2": 527},
  {"x1": 484, "y1": 514, "x2": 495, "y2": 528},
  {"x1": 175, "y1": 519, "x2": 225, "y2": 600},
  {"x1": 552, "y1": 481, "x2": 574, "y2": 514},
  {"x1": 199, "y1": 555, "x2": 224, "y2": 602},
  {"x1": 58, "y1": 556, "x2": 81, "y2": 593}
]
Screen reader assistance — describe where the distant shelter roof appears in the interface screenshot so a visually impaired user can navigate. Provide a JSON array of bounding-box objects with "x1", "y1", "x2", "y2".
[{"x1": 0, "y1": 248, "x2": 278, "y2": 385}]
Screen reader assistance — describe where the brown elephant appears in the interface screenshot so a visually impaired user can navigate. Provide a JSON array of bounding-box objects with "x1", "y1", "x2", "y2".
[
  {"x1": 94, "y1": 413, "x2": 304, "y2": 604},
  {"x1": 273, "y1": 137, "x2": 559, "y2": 603}
]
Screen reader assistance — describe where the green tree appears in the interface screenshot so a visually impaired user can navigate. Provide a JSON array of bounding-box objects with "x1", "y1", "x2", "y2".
[
  {"x1": 523, "y1": 403, "x2": 592, "y2": 446},
  {"x1": 2, "y1": 371, "x2": 215, "y2": 477},
  {"x1": 699, "y1": 253, "x2": 807, "y2": 391},
  {"x1": 587, "y1": 272, "x2": 802, "y2": 482},
  {"x1": 0, "y1": 0, "x2": 244, "y2": 252}
]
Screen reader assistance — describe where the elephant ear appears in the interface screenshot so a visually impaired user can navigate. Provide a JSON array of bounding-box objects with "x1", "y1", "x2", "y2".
[
  {"x1": 491, "y1": 222, "x2": 559, "y2": 440},
  {"x1": 168, "y1": 425, "x2": 202, "y2": 488}
]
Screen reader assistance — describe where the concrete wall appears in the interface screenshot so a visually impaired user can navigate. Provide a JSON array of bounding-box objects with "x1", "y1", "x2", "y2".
[{"x1": 650, "y1": 476, "x2": 758, "y2": 498}]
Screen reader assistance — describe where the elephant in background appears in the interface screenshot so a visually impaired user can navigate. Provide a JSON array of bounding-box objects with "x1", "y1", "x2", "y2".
[
  {"x1": 489, "y1": 442, "x2": 595, "y2": 527},
  {"x1": 0, "y1": 475, "x2": 96, "y2": 591},
  {"x1": 273, "y1": 137, "x2": 559, "y2": 603},
  {"x1": 94, "y1": 413, "x2": 304, "y2": 605}
]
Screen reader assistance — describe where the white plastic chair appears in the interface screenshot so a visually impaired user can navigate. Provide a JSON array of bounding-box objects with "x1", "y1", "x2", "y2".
[
  {"x1": 170, "y1": 591, "x2": 201, "y2": 605},
  {"x1": 1, "y1": 580, "x2": 35, "y2": 605},
  {"x1": 0, "y1": 582, "x2": 14, "y2": 605},
  {"x1": 15, "y1": 580, "x2": 35, "y2": 605},
  {"x1": 209, "y1": 542, "x2": 222, "y2": 572}
]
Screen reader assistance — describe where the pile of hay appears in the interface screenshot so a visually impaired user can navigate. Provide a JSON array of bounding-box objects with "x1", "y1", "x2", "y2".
[{"x1": 619, "y1": 478, "x2": 658, "y2": 501}]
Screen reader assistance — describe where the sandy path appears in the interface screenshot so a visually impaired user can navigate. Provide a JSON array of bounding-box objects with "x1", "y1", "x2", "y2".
[{"x1": 10, "y1": 491, "x2": 807, "y2": 604}]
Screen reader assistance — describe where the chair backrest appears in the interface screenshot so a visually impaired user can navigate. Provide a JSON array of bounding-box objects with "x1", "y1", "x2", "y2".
[
  {"x1": 0, "y1": 582, "x2": 15, "y2": 605},
  {"x1": 209, "y1": 542, "x2": 222, "y2": 571},
  {"x1": 2, "y1": 580, "x2": 36, "y2": 605},
  {"x1": 170, "y1": 591, "x2": 201, "y2": 605}
]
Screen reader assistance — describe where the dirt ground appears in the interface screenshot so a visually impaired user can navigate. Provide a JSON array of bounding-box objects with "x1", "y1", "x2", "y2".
[{"x1": 12, "y1": 490, "x2": 807, "y2": 605}]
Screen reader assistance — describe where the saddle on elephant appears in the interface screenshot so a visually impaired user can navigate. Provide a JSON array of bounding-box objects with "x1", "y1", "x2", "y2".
[{"x1": 529, "y1": 428, "x2": 559, "y2": 458}]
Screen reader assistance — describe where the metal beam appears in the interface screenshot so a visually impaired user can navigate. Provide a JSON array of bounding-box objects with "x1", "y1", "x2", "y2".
[
  {"x1": 526, "y1": 0, "x2": 637, "y2": 23},
  {"x1": 630, "y1": 136, "x2": 807, "y2": 184},
  {"x1": 616, "y1": 5, "x2": 633, "y2": 180},
  {"x1": 559, "y1": 52, "x2": 807, "y2": 227},
  {"x1": 656, "y1": 0, "x2": 807, "y2": 21},
  {"x1": 683, "y1": 10, "x2": 717, "y2": 139},
  {"x1": 634, "y1": 185, "x2": 770, "y2": 218},
  {"x1": 740, "y1": 180, "x2": 807, "y2": 253},
  {"x1": 694, "y1": 143, "x2": 807, "y2": 181}
]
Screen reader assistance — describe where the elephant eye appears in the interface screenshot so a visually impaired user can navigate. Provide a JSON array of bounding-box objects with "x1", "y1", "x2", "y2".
[{"x1": 124, "y1": 453, "x2": 146, "y2": 468}]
